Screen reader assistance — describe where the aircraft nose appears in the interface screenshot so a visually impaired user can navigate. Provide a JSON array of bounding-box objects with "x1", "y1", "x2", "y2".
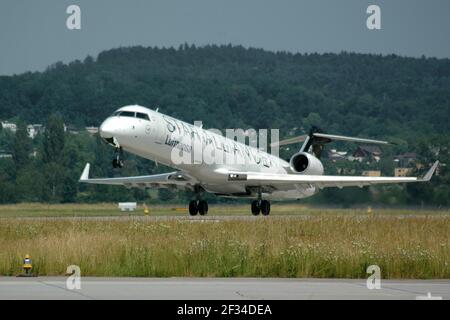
[{"x1": 99, "y1": 119, "x2": 116, "y2": 139}]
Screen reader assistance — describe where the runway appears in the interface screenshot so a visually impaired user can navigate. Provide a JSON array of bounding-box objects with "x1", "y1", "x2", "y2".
[
  {"x1": 2, "y1": 214, "x2": 448, "y2": 223},
  {"x1": 0, "y1": 277, "x2": 448, "y2": 300}
]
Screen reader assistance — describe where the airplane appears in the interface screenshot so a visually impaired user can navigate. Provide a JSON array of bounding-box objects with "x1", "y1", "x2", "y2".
[{"x1": 79, "y1": 104, "x2": 439, "y2": 216}]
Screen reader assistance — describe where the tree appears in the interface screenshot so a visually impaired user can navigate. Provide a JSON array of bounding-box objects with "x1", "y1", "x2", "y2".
[
  {"x1": 0, "y1": 159, "x2": 17, "y2": 203},
  {"x1": 13, "y1": 122, "x2": 32, "y2": 169},
  {"x1": 15, "y1": 164, "x2": 43, "y2": 202},
  {"x1": 62, "y1": 174, "x2": 77, "y2": 203},
  {"x1": 303, "y1": 113, "x2": 322, "y2": 130},
  {"x1": 42, "y1": 114, "x2": 66, "y2": 202},
  {"x1": 158, "y1": 189, "x2": 176, "y2": 202},
  {"x1": 43, "y1": 114, "x2": 65, "y2": 163}
]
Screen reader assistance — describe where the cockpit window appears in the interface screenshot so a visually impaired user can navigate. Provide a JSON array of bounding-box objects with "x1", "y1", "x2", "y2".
[
  {"x1": 118, "y1": 111, "x2": 135, "y2": 118},
  {"x1": 136, "y1": 112, "x2": 150, "y2": 121},
  {"x1": 111, "y1": 110, "x2": 150, "y2": 120}
]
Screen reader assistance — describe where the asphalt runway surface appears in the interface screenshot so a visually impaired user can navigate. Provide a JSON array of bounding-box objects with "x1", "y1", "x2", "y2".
[{"x1": 0, "y1": 277, "x2": 448, "y2": 300}]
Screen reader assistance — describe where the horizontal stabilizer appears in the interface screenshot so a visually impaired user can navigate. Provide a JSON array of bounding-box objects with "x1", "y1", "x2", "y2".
[
  {"x1": 271, "y1": 132, "x2": 391, "y2": 147},
  {"x1": 312, "y1": 133, "x2": 391, "y2": 145}
]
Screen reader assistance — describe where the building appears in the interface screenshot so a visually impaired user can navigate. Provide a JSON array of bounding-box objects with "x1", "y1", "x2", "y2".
[
  {"x1": 288, "y1": 127, "x2": 298, "y2": 136},
  {"x1": 395, "y1": 168, "x2": 414, "y2": 177},
  {"x1": 27, "y1": 125, "x2": 36, "y2": 139},
  {"x1": 64, "y1": 124, "x2": 79, "y2": 134},
  {"x1": 26, "y1": 124, "x2": 44, "y2": 139},
  {"x1": 362, "y1": 170, "x2": 381, "y2": 177},
  {"x1": 327, "y1": 149, "x2": 348, "y2": 161},
  {"x1": 0, "y1": 150, "x2": 13, "y2": 159},
  {"x1": 352, "y1": 145, "x2": 382, "y2": 162},
  {"x1": 393, "y1": 153, "x2": 417, "y2": 167},
  {"x1": 1, "y1": 121, "x2": 17, "y2": 133},
  {"x1": 29, "y1": 149, "x2": 38, "y2": 158},
  {"x1": 337, "y1": 168, "x2": 356, "y2": 175},
  {"x1": 85, "y1": 126, "x2": 99, "y2": 135},
  {"x1": 435, "y1": 163, "x2": 444, "y2": 176}
]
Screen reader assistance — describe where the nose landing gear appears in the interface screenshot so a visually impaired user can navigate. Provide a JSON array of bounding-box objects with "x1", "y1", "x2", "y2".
[{"x1": 112, "y1": 147, "x2": 124, "y2": 168}]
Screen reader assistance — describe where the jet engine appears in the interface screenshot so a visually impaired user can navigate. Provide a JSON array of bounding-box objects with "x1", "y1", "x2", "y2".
[{"x1": 289, "y1": 152, "x2": 324, "y2": 175}]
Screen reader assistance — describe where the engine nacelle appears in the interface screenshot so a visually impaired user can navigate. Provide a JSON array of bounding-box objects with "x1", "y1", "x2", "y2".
[{"x1": 289, "y1": 152, "x2": 324, "y2": 175}]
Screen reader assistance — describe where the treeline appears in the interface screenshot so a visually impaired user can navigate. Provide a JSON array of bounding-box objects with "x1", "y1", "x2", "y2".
[
  {"x1": 0, "y1": 116, "x2": 171, "y2": 203},
  {"x1": 0, "y1": 44, "x2": 449, "y2": 206}
]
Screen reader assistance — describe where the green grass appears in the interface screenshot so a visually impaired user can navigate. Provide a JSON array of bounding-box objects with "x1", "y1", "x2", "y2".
[
  {"x1": 0, "y1": 202, "x2": 448, "y2": 218},
  {"x1": 0, "y1": 204, "x2": 449, "y2": 278}
]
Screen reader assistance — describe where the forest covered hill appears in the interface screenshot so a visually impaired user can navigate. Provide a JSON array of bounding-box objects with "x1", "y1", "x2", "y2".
[
  {"x1": 0, "y1": 45, "x2": 449, "y2": 205},
  {"x1": 1, "y1": 45, "x2": 450, "y2": 135}
]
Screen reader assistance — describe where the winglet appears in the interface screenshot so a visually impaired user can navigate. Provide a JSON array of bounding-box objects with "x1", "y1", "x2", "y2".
[
  {"x1": 79, "y1": 163, "x2": 90, "y2": 181},
  {"x1": 420, "y1": 161, "x2": 439, "y2": 182}
]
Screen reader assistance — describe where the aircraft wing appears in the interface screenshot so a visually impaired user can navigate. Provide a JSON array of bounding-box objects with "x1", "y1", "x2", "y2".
[
  {"x1": 223, "y1": 161, "x2": 439, "y2": 189},
  {"x1": 79, "y1": 163, "x2": 194, "y2": 189}
]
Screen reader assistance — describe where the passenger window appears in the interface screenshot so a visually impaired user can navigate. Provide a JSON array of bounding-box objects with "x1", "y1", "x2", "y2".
[
  {"x1": 136, "y1": 113, "x2": 150, "y2": 121},
  {"x1": 118, "y1": 111, "x2": 135, "y2": 118}
]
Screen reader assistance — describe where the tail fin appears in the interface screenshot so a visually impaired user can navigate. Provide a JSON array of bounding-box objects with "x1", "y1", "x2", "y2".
[{"x1": 272, "y1": 127, "x2": 393, "y2": 158}]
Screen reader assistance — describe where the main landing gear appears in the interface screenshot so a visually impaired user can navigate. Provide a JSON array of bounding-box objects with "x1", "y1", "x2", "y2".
[
  {"x1": 189, "y1": 186, "x2": 208, "y2": 216},
  {"x1": 189, "y1": 200, "x2": 209, "y2": 216},
  {"x1": 251, "y1": 200, "x2": 271, "y2": 216},
  {"x1": 112, "y1": 147, "x2": 124, "y2": 168}
]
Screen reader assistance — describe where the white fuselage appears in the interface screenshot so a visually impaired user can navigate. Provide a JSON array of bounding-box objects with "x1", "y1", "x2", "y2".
[{"x1": 99, "y1": 105, "x2": 317, "y2": 199}]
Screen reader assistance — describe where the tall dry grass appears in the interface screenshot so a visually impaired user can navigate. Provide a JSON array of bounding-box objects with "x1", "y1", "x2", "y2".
[{"x1": 0, "y1": 214, "x2": 448, "y2": 278}]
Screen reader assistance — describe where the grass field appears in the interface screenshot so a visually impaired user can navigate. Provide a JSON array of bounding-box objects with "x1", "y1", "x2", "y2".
[
  {"x1": 0, "y1": 202, "x2": 448, "y2": 218},
  {"x1": 0, "y1": 203, "x2": 449, "y2": 278}
]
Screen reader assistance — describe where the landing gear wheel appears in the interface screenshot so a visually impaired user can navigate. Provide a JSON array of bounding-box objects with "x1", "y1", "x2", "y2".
[
  {"x1": 112, "y1": 158, "x2": 124, "y2": 168},
  {"x1": 251, "y1": 200, "x2": 260, "y2": 216},
  {"x1": 189, "y1": 200, "x2": 199, "y2": 216},
  {"x1": 198, "y1": 200, "x2": 208, "y2": 216},
  {"x1": 260, "y1": 200, "x2": 270, "y2": 216}
]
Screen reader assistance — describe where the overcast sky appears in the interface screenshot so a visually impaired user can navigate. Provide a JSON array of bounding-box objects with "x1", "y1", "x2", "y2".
[{"x1": 1, "y1": 0, "x2": 449, "y2": 75}]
